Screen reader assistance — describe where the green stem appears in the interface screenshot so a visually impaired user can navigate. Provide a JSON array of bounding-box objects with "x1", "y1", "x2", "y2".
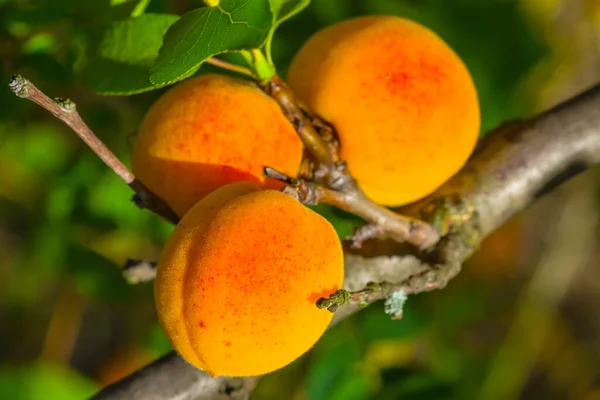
[
  {"x1": 131, "y1": 0, "x2": 151, "y2": 17},
  {"x1": 264, "y1": 32, "x2": 275, "y2": 68},
  {"x1": 239, "y1": 49, "x2": 276, "y2": 83},
  {"x1": 205, "y1": 57, "x2": 257, "y2": 79}
]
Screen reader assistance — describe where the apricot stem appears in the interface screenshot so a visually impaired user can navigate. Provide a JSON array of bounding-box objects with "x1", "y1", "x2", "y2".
[
  {"x1": 8, "y1": 75, "x2": 180, "y2": 224},
  {"x1": 205, "y1": 57, "x2": 257, "y2": 79},
  {"x1": 264, "y1": 76, "x2": 335, "y2": 168}
]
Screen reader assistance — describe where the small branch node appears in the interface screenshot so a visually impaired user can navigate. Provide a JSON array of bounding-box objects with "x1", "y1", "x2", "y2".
[
  {"x1": 422, "y1": 193, "x2": 475, "y2": 236},
  {"x1": 54, "y1": 97, "x2": 76, "y2": 112},
  {"x1": 316, "y1": 289, "x2": 351, "y2": 313},
  {"x1": 131, "y1": 194, "x2": 145, "y2": 208}
]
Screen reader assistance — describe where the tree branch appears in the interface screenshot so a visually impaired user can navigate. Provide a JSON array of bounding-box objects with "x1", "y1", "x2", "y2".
[
  {"x1": 90, "y1": 352, "x2": 258, "y2": 400},
  {"x1": 8, "y1": 75, "x2": 180, "y2": 225},
  {"x1": 437, "y1": 84, "x2": 600, "y2": 237},
  {"x1": 90, "y1": 82, "x2": 600, "y2": 400}
]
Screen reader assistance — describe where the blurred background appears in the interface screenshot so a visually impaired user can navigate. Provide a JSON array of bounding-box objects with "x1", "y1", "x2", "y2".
[{"x1": 1, "y1": 0, "x2": 600, "y2": 399}]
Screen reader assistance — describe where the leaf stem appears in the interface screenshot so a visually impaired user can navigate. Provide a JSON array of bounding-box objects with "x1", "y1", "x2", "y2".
[
  {"x1": 205, "y1": 57, "x2": 257, "y2": 79},
  {"x1": 264, "y1": 32, "x2": 275, "y2": 68}
]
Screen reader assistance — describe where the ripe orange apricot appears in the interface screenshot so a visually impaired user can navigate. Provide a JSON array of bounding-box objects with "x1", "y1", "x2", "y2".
[
  {"x1": 154, "y1": 182, "x2": 344, "y2": 377},
  {"x1": 287, "y1": 15, "x2": 480, "y2": 206},
  {"x1": 132, "y1": 74, "x2": 303, "y2": 217}
]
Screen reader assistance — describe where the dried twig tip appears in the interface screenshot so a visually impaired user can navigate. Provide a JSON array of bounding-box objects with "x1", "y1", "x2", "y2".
[
  {"x1": 9, "y1": 74, "x2": 29, "y2": 97},
  {"x1": 263, "y1": 166, "x2": 296, "y2": 185}
]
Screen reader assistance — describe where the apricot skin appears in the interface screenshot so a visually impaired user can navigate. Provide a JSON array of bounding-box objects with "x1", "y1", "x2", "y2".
[
  {"x1": 287, "y1": 16, "x2": 480, "y2": 206},
  {"x1": 132, "y1": 74, "x2": 303, "y2": 217},
  {"x1": 154, "y1": 182, "x2": 344, "y2": 377}
]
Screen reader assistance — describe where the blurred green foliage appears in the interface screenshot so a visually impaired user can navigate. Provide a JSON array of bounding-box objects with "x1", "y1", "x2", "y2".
[
  {"x1": 0, "y1": 362, "x2": 97, "y2": 400},
  {"x1": 4, "y1": 0, "x2": 593, "y2": 399}
]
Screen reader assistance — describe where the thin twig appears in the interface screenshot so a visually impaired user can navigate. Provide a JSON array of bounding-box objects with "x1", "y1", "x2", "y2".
[{"x1": 8, "y1": 75, "x2": 180, "y2": 224}]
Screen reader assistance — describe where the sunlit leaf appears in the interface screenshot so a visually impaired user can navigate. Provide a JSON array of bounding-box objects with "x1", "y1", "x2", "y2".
[
  {"x1": 270, "y1": 0, "x2": 310, "y2": 25},
  {"x1": 83, "y1": 13, "x2": 179, "y2": 95},
  {"x1": 150, "y1": 0, "x2": 273, "y2": 86}
]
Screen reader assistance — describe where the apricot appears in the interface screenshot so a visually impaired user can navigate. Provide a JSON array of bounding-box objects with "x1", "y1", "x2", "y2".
[
  {"x1": 287, "y1": 16, "x2": 480, "y2": 206},
  {"x1": 154, "y1": 182, "x2": 344, "y2": 377},
  {"x1": 132, "y1": 74, "x2": 303, "y2": 217}
]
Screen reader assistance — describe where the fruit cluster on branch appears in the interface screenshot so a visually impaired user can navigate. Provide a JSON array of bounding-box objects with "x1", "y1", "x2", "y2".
[
  {"x1": 11, "y1": 14, "x2": 483, "y2": 380},
  {"x1": 37, "y1": 12, "x2": 600, "y2": 400}
]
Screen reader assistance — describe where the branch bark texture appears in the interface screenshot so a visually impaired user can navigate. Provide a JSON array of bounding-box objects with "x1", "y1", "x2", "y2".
[
  {"x1": 444, "y1": 85, "x2": 600, "y2": 237},
  {"x1": 91, "y1": 83, "x2": 600, "y2": 400}
]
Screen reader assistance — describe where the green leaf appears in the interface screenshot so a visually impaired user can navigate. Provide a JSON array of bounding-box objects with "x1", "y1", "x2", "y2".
[
  {"x1": 83, "y1": 13, "x2": 180, "y2": 95},
  {"x1": 150, "y1": 0, "x2": 273, "y2": 86},
  {"x1": 270, "y1": 0, "x2": 310, "y2": 25},
  {"x1": 81, "y1": 58, "x2": 168, "y2": 95},
  {"x1": 100, "y1": 13, "x2": 179, "y2": 67}
]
